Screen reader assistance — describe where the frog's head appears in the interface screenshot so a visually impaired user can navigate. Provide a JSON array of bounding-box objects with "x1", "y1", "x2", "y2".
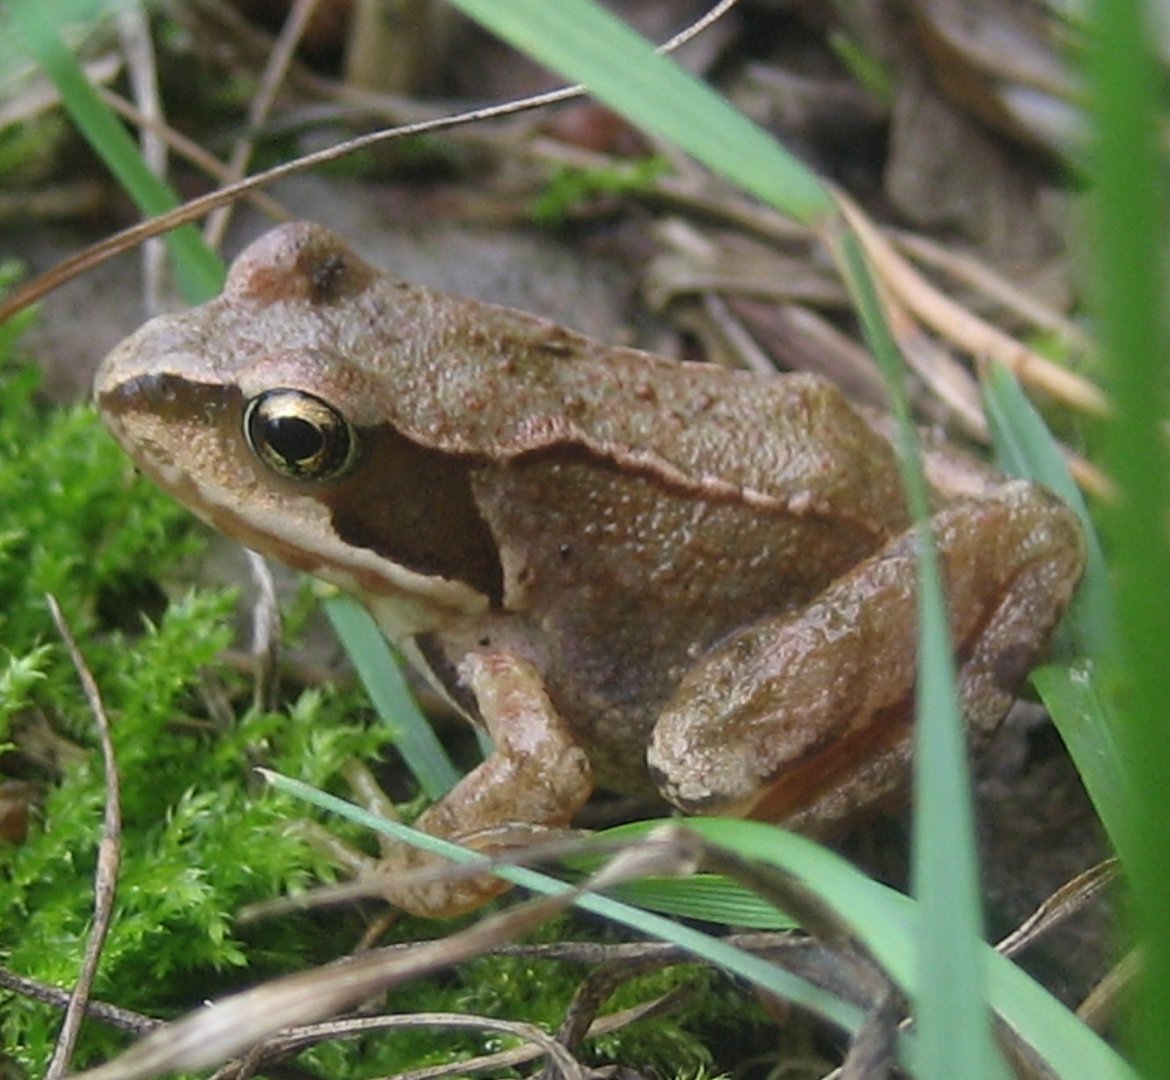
[{"x1": 95, "y1": 223, "x2": 499, "y2": 636}]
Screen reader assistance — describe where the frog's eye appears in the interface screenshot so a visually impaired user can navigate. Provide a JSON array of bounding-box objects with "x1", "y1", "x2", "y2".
[{"x1": 244, "y1": 389, "x2": 357, "y2": 481}]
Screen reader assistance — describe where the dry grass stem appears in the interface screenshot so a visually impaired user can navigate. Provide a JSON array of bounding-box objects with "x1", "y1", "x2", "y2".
[
  {"x1": 835, "y1": 193, "x2": 1109, "y2": 417},
  {"x1": 44, "y1": 597, "x2": 123, "y2": 1080}
]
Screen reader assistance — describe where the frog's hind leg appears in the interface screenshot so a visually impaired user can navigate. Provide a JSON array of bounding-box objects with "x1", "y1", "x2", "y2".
[{"x1": 646, "y1": 480, "x2": 1085, "y2": 834}]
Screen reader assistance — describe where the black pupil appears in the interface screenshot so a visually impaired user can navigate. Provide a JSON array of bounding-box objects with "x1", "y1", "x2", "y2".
[{"x1": 269, "y1": 414, "x2": 324, "y2": 463}]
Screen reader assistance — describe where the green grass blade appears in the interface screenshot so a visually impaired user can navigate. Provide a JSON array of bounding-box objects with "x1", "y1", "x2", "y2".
[
  {"x1": 982, "y1": 363, "x2": 1113, "y2": 656},
  {"x1": 445, "y1": 0, "x2": 832, "y2": 224},
  {"x1": 1031, "y1": 660, "x2": 1131, "y2": 849},
  {"x1": 1086, "y1": 2, "x2": 1170, "y2": 1071},
  {"x1": 323, "y1": 594, "x2": 460, "y2": 800},
  {"x1": 604, "y1": 875, "x2": 794, "y2": 929},
  {"x1": 981, "y1": 364, "x2": 1132, "y2": 855},
  {"x1": 7, "y1": 0, "x2": 223, "y2": 303},
  {"x1": 838, "y1": 232, "x2": 1006, "y2": 1078},
  {"x1": 582, "y1": 820, "x2": 795, "y2": 928}
]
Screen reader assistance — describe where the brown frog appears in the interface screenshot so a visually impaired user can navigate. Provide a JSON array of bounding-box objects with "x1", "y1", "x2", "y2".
[{"x1": 95, "y1": 222, "x2": 1084, "y2": 916}]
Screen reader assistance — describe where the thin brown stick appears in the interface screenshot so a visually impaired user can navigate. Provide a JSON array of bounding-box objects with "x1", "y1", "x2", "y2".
[
  {"x1": 115, "y1": 5, "x2": 167, "y2": 314},
  {"x1": 0, "y1": 968, "x2": 157, "y2": 1036},
  {"x1": 996, "y1": 859, "x2": 1118, "y2": 959},
  {"x1": 244, "y1": 549, "x2": 282, "y2": 712},
  {"x1": 889, "y1": 228, "x2": 1089, "y2": 351},
  {"x1": 389, "y1": 991, "x2": 688, "y2": 1080},
  {"x1": 0, "y1": 101, "x2": 552, "y2": 325},
  {"x1": 1077, "y1": 947, "x2": 1138, "y2": 1033},
  {"x1": 96, "y1": 87, "x2": 288, "y2": 221},
  {"x1": 44, "y1": 596, "x2": 123, "y2": 1079},
  {"x1": 278, "y1": 1012, "x2": 585, "y2": 1080},
  {"x1": 555, "y1": 954, "x2": 691, "y2": 1053},
  {"x1": 203, "y1": 0, "x2": 322, "y2": 250}
]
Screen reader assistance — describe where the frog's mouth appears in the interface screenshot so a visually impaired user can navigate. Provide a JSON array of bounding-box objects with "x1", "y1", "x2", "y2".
[{"x1": 95, "y1": 370, "x2": 242, "y2": 503}]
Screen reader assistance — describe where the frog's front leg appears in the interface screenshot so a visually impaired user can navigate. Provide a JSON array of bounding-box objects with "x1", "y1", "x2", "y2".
[
  {"x1": 647, "y1": 480, "x2": 1084, "y2": 831},
  {"x1": 373, "y1": 651, "x2": 593, "y2": 918}
]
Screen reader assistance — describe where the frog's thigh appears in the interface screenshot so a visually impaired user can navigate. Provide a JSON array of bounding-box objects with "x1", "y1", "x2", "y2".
[
  {"x1": 647, "y1": 480, "x2": 1083, "y2": 832},
  {"x1": 378, "y1": 650, "x2": 593, "y2": 917}
]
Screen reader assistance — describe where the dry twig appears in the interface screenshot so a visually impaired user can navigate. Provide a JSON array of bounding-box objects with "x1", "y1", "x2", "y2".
[{"x1": 44, "y1": 597, "x2": 123, "y2": 1080}]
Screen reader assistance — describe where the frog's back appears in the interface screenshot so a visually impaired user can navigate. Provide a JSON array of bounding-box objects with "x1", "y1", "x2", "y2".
[
  {"x1": 363, "y1": 285, "x2": 911, "y2": 538},
  {"x1": 561, "y1": 346, "x2": 909, "y2": 536}
]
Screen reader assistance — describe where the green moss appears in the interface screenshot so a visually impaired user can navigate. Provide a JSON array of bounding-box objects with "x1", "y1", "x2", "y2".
[
  {"x1": 0, "y1": 111, "x2": 72, "y2": 187},
  {"x1": 530, "y1": 158, "x2": 669, "y2": 226}
]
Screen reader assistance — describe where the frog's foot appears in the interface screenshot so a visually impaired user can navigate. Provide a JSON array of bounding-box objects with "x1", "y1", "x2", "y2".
[
  {"x1": 647, "y1": 480, "x2": 1084, "y2": 833},
  {"x1": 369, "y1": 820, "x2": 580, "y2": 918},
  {"x1": 336, "y1": 650, "x2": 594, "y2": 919},
  {"x1": 296, "y1": 794, "x2": 575, "y2": 919}
]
